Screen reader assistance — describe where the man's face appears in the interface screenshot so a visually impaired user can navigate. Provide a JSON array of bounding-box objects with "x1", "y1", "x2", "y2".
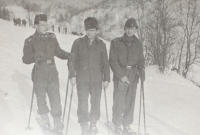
[
  {"x1": 86, "y1": 28, "x2": 97, "y2": 39},
  {"x1": 125, "y1": 27, "x2": 137, "y2": 37},
  {"x1": 36, "y1": 21, "x2": 47, "y2": 34}
]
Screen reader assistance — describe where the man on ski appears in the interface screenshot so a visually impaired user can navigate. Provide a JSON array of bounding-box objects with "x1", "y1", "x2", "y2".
[
  {"x1": 109, "y1": 18, "x2": 145, "y2": 135},
  {"x1": 22, "y1": 14, "x2": 70, "y2": 135},
  {"x1": 69, "y1": 17, "x2": 110, "y2": 135}
]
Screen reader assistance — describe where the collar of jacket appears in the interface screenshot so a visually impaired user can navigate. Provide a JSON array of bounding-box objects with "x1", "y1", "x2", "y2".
[
  {"x1": 83, "y1": 35, "x2": 101, "y2": 45},
  {"x1": 34, "y1": 30, "x2": 47, "y2": 40},
  {"x1": 122, "y1": 33, "x2": 138, "y2": 45}
]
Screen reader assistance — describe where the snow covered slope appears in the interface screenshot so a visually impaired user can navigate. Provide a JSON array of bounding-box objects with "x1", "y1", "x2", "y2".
[
  {"x1": 7, "y1": 6, "x2": 28, "y2": 20},
  {"x1": 0, "y1": 19, "x2": 200, "y2": 135}
]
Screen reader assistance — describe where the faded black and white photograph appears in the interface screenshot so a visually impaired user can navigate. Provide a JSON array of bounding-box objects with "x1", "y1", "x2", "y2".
[{"x1": 0, "y1": 0, "x2": 200, "y2": 135}]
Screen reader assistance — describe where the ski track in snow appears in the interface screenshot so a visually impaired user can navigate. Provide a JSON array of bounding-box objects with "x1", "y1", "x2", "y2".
[{"x1": 0, "y1": 19, "x2": 200, "y2": 135}]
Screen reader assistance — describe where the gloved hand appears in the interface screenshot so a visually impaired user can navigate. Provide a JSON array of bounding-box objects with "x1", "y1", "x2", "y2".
[
  {"x1": 68, "y1": 52, "x2": 75, "y2": 61},
  {"x1": 70, "y1": 77, "x2": 76, "y2": 87},
  {"x1": 66, "y1": 52, "x2": 72, "y2": 60},
  {"x1": 103, "y1": 81, "x2": 109, "y2": 90},
  {"x1": 139, "y1": 68, "x2": 145, "y2": 82},
  {"x1": 34, "y1": 52, "x2": 44, "y2": 63},
  {"x1": 121, "y1": 76, "x2": 130, "y2": 84},
  {"x1": 67, "y1": 61, "x2": 73, "y2": 70}
]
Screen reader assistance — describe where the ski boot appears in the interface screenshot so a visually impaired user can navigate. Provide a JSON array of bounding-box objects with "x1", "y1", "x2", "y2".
[
  {"x1": 40, "y1": 114, "x2": 51, "y2": 132},
  {"x1": 53, "y1": 117, "x2": 64, "y2": 135},
  {"x1": 123, "y1": 125, "x2": 136, "y2": 135},
  {"x1": 114, "y1": 125, "x2": 123, "y2": 135},
  {"x1": 89, "y1": 122, "x2": 98, "y2": 135},
  {"x1": 80, "y1": 122, "x2": 89, "y2": 135}
]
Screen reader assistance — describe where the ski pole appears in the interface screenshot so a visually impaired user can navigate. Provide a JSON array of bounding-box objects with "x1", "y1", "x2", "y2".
[
  {"x1": 141, "y1": 82, "x2": 147, "y2": 134},
  {"x1": 103, "y1": 88, "x2": 110, "y2": 135},
  {"x1": 26, "y1": 67, "x2": 37, "y2": 130},
  {"x1": 65, "y1": 85, "x2": 74, "y2": 135},
  {"x1": 62, "y1": 72, "x2": 70, "y2": 124},
  {"x1": 138, "y1": 81, "x2": 142, "y2": 134},
  {"x1": 26, "y1": 84, "x2": 34, "y2": 130}
]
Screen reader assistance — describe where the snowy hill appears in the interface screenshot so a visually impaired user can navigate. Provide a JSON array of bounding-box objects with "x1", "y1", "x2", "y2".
[
  {"x1": 0, "y1": 19, "x2": 200, "y2": 135},
  {"x1": 68, "y1": 0, "x2": 135, "y2": 40},
  {"x1": 6, "y1": 6, "x2": 28, "y2": 19}
]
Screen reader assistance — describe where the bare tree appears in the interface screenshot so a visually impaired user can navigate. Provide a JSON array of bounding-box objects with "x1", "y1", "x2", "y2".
[
  {"x1": 179, "y1": 0, "x2": 200, "y2": 77},
  {"x1": 135, "y1": 0, "x2": 150, "y2": 65},
  {"x1": 145, "y1": 0, "x2": 178, "y2": 73}
]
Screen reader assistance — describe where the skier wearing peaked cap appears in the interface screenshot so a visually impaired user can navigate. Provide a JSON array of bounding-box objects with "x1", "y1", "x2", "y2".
[
  {"x1": 22, "y1": 14, "x2": 70, "y2": 135},
  {"x1": 109, "y1": 18, "x2": 145, "y2": 135},
  {"x1": 69, "y1": 17, "x2": 110, "y2": 135}
]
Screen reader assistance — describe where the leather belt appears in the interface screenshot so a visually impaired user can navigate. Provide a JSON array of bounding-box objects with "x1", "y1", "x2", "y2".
[
  {"x1": 126, "y1": 66, "x2": 132, "y2": 69},
  {"x1": 37, "y1": 59, "x2": 55, "y2": 64},
  {"x1": 126, "y1": 65, "x2": 137, "y2": 70},
  {"x1": 119, "y1": 63, "x2": 137, "y2": 70},
  {"x1": 46, "y1": 60, "x2": 54, "y2": 64}
]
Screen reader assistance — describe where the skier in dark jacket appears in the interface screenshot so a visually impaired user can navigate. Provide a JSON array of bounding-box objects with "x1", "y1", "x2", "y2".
[
  {"x1": 109, "y1": 18, "x2": 145, "y2": 135},
  {"x1": 22, "y1": 14, "x2": 70, "y2": 135},
  {"x1": 69, "y1": 17, "x2": 110, "y2": 135},
  {"x1": 22, "y1": 19, "x2": 27, "y2": 27}
]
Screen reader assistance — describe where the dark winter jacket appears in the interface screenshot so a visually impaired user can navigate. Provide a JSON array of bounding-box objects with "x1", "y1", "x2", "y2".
[
  {"x1": 22, "y1": 30, "x2": 69, "y2": 81},
  {"x1": 109, "y1": 34, "x2": 145, "y2": 84},
  {"x1": 22, "y1": 30, "x2": 69, "y2": 64},
  {"x1": 69, "y1": 35, "x2": 110, "y2": 82}
]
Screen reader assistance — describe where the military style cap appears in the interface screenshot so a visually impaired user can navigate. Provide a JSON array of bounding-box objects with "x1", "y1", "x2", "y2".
[
  {"x1": 84, "y1": 17, "x2": 98, "y2": 30},
  {"x1": 124, "y1": 18, "x2": 138, "y2": 29},
  {"x1": 34, "y1": 14, "x2": 47, "y2": 24}
]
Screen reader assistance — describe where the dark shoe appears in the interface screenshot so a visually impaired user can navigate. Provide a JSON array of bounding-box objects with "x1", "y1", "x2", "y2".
[
  {"x1": 114, "y1": 125, "x2": 123, "y2": 135},
  {"x1": 89, "y1": 122, "x2": 98, "y2": 135},
  {"x1": 41, "y1": 114, "x2": 50, "y2": 131},
  {"x1": 80, "y1": 122, "x2": 89, "y2": 135},
  {"x1": 123, "y1": 125, "x2": 135, "y2": 135}
]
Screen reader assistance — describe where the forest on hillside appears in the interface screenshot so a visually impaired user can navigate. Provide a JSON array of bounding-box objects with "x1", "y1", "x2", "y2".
[{"x1": 68, "y1": 0, "x2": 200, "y2": 80}]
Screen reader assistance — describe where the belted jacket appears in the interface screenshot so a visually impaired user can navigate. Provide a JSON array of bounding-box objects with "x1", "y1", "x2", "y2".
[
  {"x1": 109, "y1": 34, "x2": 145, "y2": 84},
  {"x1": 69, "y1": 36, "x2": 110, "y2": 82},
  {"x1": 22, "y1": 30, "x2": 69, "y2": 65},
  {"x1": 22, "y1": 30, "x2": 69, "y2": 81}
]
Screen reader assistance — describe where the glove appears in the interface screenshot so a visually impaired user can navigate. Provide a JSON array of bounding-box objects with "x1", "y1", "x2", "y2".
[
  {"x1": 66, "y1": 52, "x2": 72, "y2": 59},
  {"x1": 121, "y1": 76, "x2": 130, "y2": 84},
  {"x1": 68, "y1": 52, "x2": 76, "y2": 62},
  {"x1": 67, "y1": 61, "x2": 73, "y2": 70},
  {"x1": 70, "y1": 77, "x2": 76, "y2": 86},
  {"x1": 103, "y1": 81, "x2": 109, "y2": 90},
  {"x1": 139, "y1": 68, "x2": 145, "y2": 82},
  {"x1": 118, "y1": 81, "x2": 128, "y2": 91}
]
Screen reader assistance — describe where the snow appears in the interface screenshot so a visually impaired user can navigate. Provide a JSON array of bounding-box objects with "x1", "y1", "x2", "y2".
[
  {"x1": 0, "y1": 19, "x2": 200, "y2": 135},
  {"x1": 7, "y1": 6, "x2": 28, "y2": 20},
  {"x1": 187, "y1": 65, "x2": 200, "y2": 87}
]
